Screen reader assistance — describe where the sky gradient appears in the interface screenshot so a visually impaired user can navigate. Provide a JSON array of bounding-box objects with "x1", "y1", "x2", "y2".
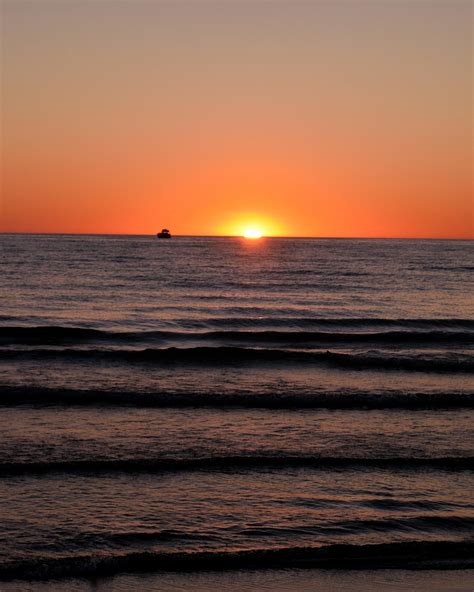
[{"x1": 1, "y1": 0, "x2": 472, "y2": 237}]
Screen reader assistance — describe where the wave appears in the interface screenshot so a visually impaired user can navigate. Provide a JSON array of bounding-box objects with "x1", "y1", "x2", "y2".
[
  {"x1": 0, "y1": 326, "x2": 107, "y2": 343},
  {"x1": 52, "y1": 517, "x2": 474, "y2": 550},
  {"x1": 1, "y1": 325, "x2": 473, "y2": 345},
  {"x1": 237, "y1": 516, "x2": 474, "y2": 539},
  {"x1": 178, "y1": 318, "x2": 474, "y2": 330},
  {"x1": 1, "y1": 346, "x2": 472, "y2": 373},
  {"x1": 61, "y1": 528, "x2": 212, "y2": 548},
  {"x1": 1, "y1": 540, "x2": 473, "y2": 580},
  {"x1": 1, "y1": 386, "x2": 473, "y2": 409},
  {"x1": 0, "y1": 456, "x2": 472, "y2": 476},
  {"x1": 337, "y1": 515, "x2": 474, "y2": 534}
]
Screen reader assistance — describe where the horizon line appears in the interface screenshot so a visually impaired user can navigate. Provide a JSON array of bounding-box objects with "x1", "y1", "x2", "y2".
[{"x1": 0, "y1": 232, "x2": 472, "y2": 241}]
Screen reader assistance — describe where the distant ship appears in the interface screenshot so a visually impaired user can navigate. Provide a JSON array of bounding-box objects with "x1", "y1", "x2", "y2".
[{"x1": 157, "y1": 228, "x2": 171, "y2": 239}]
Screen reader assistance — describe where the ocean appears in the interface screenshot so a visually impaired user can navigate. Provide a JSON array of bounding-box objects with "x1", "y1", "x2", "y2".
[{"x1": 0, "y1": 234, "x2": 473, "y2": 590}]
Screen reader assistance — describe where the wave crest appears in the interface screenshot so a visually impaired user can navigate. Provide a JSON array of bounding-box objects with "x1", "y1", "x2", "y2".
[
  {"x1": 0, "y1": 455, "x2": 472, "y2": 476},
  {"x1": 1, "y1": 387, "x2": 472, "y2": 409},
  {"x1": 1, "y1": 347, "x2": 471, "y2": 373},
  {"x1": 2, "y1": 540, "x2": 473, "y2": 580}
]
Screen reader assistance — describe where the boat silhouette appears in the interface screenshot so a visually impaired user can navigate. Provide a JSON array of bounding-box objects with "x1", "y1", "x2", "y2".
[{"x1": 157, "y1": 228, "x2": 171, "y2": 238}]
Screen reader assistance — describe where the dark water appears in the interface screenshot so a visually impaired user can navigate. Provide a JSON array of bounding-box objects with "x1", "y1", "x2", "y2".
[{"x1": 0, "y1": 235, "x2": 473, "y2": 586}]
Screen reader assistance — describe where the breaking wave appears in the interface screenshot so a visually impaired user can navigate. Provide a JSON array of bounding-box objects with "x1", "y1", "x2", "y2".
[
  {"x1": 1, "y1": 346, "x2": 471, "y2": 373},
  {"x1": 1, "y1": 540, "x2": 473, "y2": 580},
  {"x1": 1, "y1": 386, "x2": 472, "y2": 409},
  {"x1": 0, "y1": 455, "x2": 472, "y2": 475},
  {"x1": 1, "y1": 324, "x2": 473, "y2": 345}
]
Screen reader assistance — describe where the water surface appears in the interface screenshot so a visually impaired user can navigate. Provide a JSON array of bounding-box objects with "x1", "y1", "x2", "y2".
[{"x1": 1, "y1": 235, "x2": 473, "y2": 585}]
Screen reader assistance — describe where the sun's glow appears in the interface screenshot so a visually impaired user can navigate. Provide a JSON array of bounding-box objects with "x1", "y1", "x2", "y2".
[
  {"x1": 219, "y1": 214, "x2": 284, "y2": 238},
  {"x1": 243, "y1": 228, "x2": 263, "y2": 239}
]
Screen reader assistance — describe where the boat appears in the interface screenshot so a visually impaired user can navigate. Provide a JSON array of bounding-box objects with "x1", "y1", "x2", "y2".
[{"x1": 157, "y1": 228, "x2": 171, "y2": 238}]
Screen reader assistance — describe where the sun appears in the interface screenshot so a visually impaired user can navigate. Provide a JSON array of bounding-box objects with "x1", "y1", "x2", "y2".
[{"x1": 243, "y1": 228, "x2": 263, "y2": 239}]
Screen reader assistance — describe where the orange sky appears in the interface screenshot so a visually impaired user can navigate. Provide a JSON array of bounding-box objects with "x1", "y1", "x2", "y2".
[{"x1": 1, "y1": 1, "x2": 472, "y2": 238}]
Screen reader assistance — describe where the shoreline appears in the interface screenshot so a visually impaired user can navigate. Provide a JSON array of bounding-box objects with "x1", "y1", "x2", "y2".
[{"x1": 2, "y1": 569, "x2": 474, "y2": 592}]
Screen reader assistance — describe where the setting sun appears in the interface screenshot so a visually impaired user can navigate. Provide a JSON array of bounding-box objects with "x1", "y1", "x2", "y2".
[
  {"x1": 243, "y1": 228, "x2": 263, "y2": 239},
  {"x1": 220, "y1": 214, "x2": 284, "y2": 239}
]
